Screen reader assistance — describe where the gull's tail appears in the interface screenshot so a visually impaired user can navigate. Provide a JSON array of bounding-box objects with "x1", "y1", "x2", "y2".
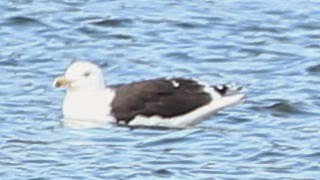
[{"x1": 210, "y1": 84, "x2": 245, "y2": 110}]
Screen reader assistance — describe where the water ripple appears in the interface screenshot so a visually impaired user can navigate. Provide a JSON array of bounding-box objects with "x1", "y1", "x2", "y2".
[
  {"x1": 0, "y1": 0, "x2": 319, "y2": 179},
  {"x1": 307, "y1": 64, "x2": 320, "y2": 74},
  {"x1": 90, "y1": 18, "x2": 133, "y2": 27}
]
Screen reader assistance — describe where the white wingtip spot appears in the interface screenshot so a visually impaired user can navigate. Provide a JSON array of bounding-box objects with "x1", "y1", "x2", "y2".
[
  {"x1": 172, "y1": 80, "x2": 180, "y2": 88},
  {"x1": 216, "y1": 85, "x2": 224, "y2": 90}
]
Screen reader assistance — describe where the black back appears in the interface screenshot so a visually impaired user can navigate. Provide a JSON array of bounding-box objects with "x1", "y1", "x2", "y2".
[{"x1": 111, "y1": 78, "x2": 212, "y2": 124}]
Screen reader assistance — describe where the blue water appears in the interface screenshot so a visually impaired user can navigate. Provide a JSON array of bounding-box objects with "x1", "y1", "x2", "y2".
[{"x1": 1, "y1": 0, "x2": 320, "y2": 179}]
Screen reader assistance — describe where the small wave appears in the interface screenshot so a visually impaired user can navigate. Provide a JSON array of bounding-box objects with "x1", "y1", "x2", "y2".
[
  {"x1": 263, "y1": 101, "x2": 303, "y2": 116},
  {"x1": 163, "y1": 52, "x2": 194, "y2": 61},
  {"x1": 6, "y1": 139, "x2": 50, "y2": 145},
  {"x1": 91, "y1": 18, "x2": 133, "y2": 27},
  {"x1": 173, "y1": 22, "x2": 204, "y2": 29},
  {"x1": 4, "y1": 16, "x2": 48, "y2": 28},
  {"x1": 295, "y1": 22, "x2": 320, "y2": 31},
  {"x1": 306, "y1": 64, "x2": 320, "y2": 73},
  {"x1": 108, "y1": 34, "x2": 134, "y2": 40}
]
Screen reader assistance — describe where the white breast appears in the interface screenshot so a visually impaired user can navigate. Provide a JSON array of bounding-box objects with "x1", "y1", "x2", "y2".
[{"x1": 62, "y1": 88, "x2": 116, "y2": 128}]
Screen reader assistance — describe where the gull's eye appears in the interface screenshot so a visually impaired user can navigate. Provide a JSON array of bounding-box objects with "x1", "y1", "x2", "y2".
[{"x1": 83, "y1": 71, "x2": 91, "y2": 77}]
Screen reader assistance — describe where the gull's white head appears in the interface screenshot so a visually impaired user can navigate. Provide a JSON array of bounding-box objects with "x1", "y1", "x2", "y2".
[{"x1": 53, "y1": 61, "x2": 105, "y2": 91}]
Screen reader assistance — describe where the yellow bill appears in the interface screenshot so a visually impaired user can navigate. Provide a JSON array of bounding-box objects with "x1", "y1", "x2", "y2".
[{"x1": 53, "y1": 76, "x2": 71, "y2": 88}]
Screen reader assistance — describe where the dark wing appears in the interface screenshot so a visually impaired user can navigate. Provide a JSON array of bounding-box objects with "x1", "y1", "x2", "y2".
[{"x1": 110, "y1": 78, "x2": 212, "y2": 124}]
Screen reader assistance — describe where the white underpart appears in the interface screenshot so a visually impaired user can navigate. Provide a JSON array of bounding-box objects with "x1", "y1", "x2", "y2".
[
  {"x1": 128, "y1": 84, "x2": 244, "y2": 128},
  {"x1": 63, "y1": 88, "x2": 116, "y2": 128}
]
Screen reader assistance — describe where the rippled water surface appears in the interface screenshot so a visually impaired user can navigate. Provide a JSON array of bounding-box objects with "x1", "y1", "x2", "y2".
[{"x1": 1, "y1": 0, "x2": 320, "y2": 179}]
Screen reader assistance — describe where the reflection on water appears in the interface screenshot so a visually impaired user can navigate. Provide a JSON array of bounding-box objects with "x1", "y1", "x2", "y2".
[
  {"x1": 63, "y1": 118, "x2": 115, "y2": 129},
  {"x1": 0, "y1": 0, "x2": 319, "y2": 179}
]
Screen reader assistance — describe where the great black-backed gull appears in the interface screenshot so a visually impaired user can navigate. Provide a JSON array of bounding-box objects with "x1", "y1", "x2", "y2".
[{"x1": 53, "y1": 61, "x2": 244, "y2": 128}]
